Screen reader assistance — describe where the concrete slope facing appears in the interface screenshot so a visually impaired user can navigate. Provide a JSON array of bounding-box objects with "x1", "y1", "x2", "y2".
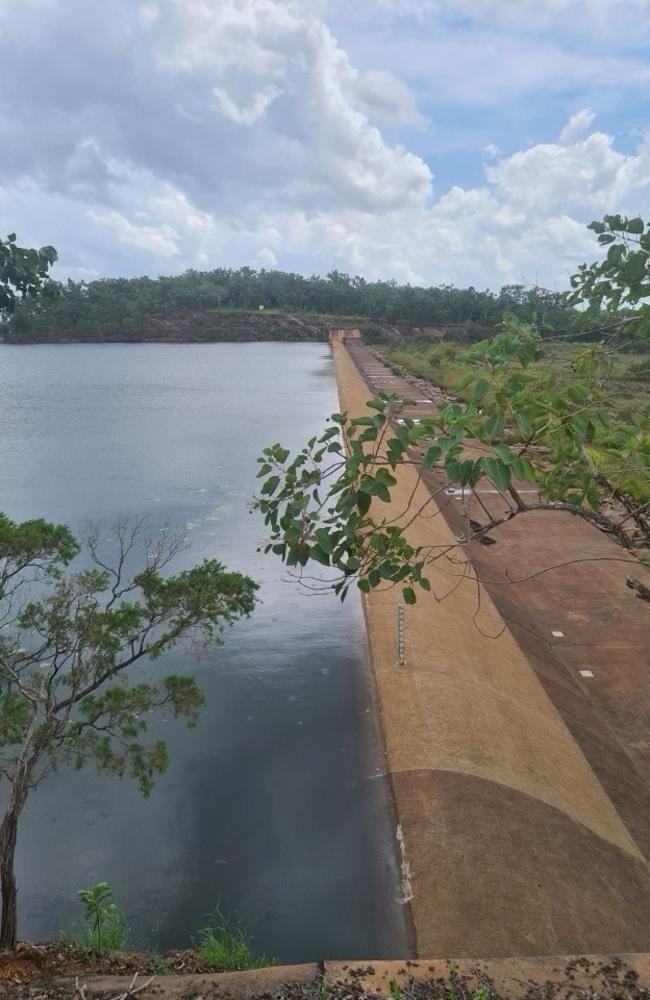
[{"x1": 332, "y1": 340, "x2": 650, "y2": 959}]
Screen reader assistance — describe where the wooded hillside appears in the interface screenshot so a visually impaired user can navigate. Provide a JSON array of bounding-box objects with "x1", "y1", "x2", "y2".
[{"x1": 3, "y1": 267, "x2": 571, "y2": 342}]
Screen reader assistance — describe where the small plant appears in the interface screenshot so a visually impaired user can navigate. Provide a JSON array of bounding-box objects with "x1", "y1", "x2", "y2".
[
  {"x1": 148, "y1": 948, "x2": 170, "y2": 975},
  {"x1": 194, "y1": 907, "x2": 278, "y2": 971},
  {"x1": 389, "y1": 978, "x2": 403, "y2": 1000},
  {"x1": 64, "y1": 882, "x2": 129, "y2": 959}
]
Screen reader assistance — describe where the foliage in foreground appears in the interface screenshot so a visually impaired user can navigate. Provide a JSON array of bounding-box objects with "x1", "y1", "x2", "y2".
[
  {"x1": 0, "y1": 233, "x2": 58, "y2": 316},
  {"x1": 254, "y1": 214, "x2": 650, "y2": 607},
  {"x1": 254, "y1": 317, "x2": 649, "y2": 606}
]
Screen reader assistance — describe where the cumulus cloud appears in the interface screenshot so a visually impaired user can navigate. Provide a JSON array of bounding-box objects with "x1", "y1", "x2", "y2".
[
  {"x1": 0, "y1": 0, "x2": 430, "y2": 214},
  {"x1": 237, "y1": 114, "x2": 650, "y2": 290},
  {"x1": 87, "y1": 209, "x2": 180, "y2": 258},
  {"x1": 558, "y1": 108, "x2": 597, "y2": 145},
  {"x1": 353, "y1": 69, "x2": 426, "y2": 127},
  {"x1": 1, "y1": 0, "x2": 650, "y2": 291}
]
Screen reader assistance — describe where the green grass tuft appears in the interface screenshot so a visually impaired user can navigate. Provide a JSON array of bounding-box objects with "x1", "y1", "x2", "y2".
[
  {"x1": 194, "y1": 907, "x2": 278, "y2": 971},
  {"x1": 62, "y1": 909, "x2": 130, "y2": 957}
]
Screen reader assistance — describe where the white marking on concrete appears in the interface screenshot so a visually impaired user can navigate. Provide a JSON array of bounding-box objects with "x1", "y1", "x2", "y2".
[
  {"x1": 445, "y1": 486, "x2": 540, "y2": 496},
  {"x1": 396, "y1": 824, "x2": 413, "y2": 904}
]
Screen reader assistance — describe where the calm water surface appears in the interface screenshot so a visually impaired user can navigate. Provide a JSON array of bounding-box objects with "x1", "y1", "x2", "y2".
[{"x1": 0, "y1": 343, "x2": 408, "y2": 960}]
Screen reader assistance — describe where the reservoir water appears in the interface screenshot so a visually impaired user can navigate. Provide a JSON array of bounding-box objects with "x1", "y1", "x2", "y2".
[{"x1": 0, "y1": 342, "x2": 409, "y2": 960}]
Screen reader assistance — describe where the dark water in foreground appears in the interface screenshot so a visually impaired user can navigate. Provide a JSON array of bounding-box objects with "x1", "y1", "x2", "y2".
[{"x1": 0, "y1": 343, "x2": 408, "y2": 960}]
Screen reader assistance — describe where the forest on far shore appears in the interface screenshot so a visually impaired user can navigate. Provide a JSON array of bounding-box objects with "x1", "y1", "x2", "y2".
[{"x1": 2, "y1": 266, "x2": 577, "y2": 343}]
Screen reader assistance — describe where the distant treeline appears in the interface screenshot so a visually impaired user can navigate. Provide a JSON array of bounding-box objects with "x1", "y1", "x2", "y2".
[{"x1": 4, "y1": 267, "x2": 573, "y2": 343}]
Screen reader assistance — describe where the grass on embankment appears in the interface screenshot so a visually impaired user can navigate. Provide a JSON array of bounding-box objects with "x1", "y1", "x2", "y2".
[
  {"x1": 373, "y1": 338, "x2": 650, "y2": 504},
  {"x1": 375, "y1": 340, "x2": 650, "y2": 421}
]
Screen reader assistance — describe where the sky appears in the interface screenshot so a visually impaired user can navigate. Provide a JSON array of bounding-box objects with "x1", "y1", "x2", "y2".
[{"x1": 1, "y1": 0, "x2": 650, "y2": 291}]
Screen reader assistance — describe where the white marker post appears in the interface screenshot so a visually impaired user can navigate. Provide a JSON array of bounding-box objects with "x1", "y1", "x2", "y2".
[{"x1": 397, "y1": 604, "x2": 405, "y2": 666}]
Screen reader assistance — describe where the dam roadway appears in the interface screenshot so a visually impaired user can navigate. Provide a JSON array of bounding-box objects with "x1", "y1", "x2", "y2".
[{"x1": 332, "y1": 335, "x2": 650, "y2": 958}]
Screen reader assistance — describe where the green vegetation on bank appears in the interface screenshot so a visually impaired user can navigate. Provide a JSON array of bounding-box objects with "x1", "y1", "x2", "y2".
[
  {"x1": 194, "y1": 907, "x2": 279, "y2": 971},
  {"x1": 60, "y1": 882, "x2": 276, "y2": 971},
  {"x1": 3, "y1": 264, "x2": 572, "y2": 342},
  {"x1": 375, "y1": 339, "x2": 650, "y2": 421},
  {"x1": 63, "y1": 883, "x2": 130, "y2": 958}
]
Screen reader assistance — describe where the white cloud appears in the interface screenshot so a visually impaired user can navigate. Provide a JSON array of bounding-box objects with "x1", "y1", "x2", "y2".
[
  {"x1": 1, "y1": 1, "x2": 650, "y2": 294},
  {"x1": 87, "y1": 209, "x2": 180, "y2": 258},
  {"x1": 256, "y1": 247, "x2": 279, "y2": 268},
  {"x1": 0, "y1": 0, "x2": 431, "y2": 216},
  {"x1": 234, "y1": 113, "x2": 650, "y2": 289},
  {"x1": 213, "y1": 85, "x2": 283, "y2": 126},
  {"x1": 354, "y1": 69, "x2": 426, "y2": 127},
  {"x1": 558, "y1": 108, "x2": 597, "y2": 145},
  {"x1": 483, "y1": 143, "x2": 500, "y2": 159},
  {"x1": 349, "y1": 30, "x2": 650, "y2": 108}
]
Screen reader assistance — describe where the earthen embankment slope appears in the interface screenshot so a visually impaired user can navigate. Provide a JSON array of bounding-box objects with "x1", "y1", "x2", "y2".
[{"x1": 332, "y1": 339, "x2": 650, "y2": 958}]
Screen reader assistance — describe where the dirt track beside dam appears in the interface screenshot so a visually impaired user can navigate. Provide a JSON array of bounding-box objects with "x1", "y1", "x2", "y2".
[{"x1": 332, "y1": 338, "x2": 650, "y2": 959}]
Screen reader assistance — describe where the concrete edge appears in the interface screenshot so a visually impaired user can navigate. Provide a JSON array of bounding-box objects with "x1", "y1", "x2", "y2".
[
  {"x1": 54, "y1": 962, "x2": 321, "y2": 997},
  {"x1": 326, "y1": 954, "x2": 650, "y2": 994},
  {"x1": 52, "y1": 954, "x2": 650, "y2": 997}
]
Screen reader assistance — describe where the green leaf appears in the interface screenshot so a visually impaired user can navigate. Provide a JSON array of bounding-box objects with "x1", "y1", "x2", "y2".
[
  {"x1": 625, "y1": 251, "x2": 648, "y2": 282},
  {"x1": 493, "y1": 443, "x2": 513, "y2": 465},
  {"x1": 261, "y1": 475, "x2": 280, "y2": 495},
  {"x1": 480, "y1": 457, "x2": 511, "y2": 492},
  {"x1": 455, "y1": 371, "x2": 476, "y2": 391},
  {"x1": 310, "y1": 544, "x2": 330, "y2": 566},
  {"x1": 511, "y1": 456, "x2": 536, "y2": 483},
  {"x1": 421, "y1": 445, "x2": 442, "y2": 469},
  {"x1": 484, "y1": 412, "x2": 504, "y2": 439},
  {"x1": 315, "y1": 529, "x2": 333, "y2": 553},
  {"x1": 515, "y1": 411, "x2": 533, "y2": 438},
  {"x1": 357, "y1": 491, "x2": 371, "y2": 515},
  {"x1": 471, "y1": 378, "x2": 490, "y2": 404},
  {"x1": 402, "y1": 586, "x2": 416, "y2": 605}
]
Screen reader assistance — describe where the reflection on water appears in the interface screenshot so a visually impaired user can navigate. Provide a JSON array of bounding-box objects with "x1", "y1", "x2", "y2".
[{"x1": 0, "y1": 343, "x2": 408, "y2": 960}]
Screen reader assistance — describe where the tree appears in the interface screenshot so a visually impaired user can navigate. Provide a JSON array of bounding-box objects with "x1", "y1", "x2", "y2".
[
  {"x1": 0, "y1": 236, "x2": 257, "y2": 949},
  {"x1": 4, "y1": 262, "x2": 576, "y2": 344},
  {"x1": 568, "y1": 213, "x2": 650, "y2": 339},
  {"x1": 254, "y1": 217, "x2": 650, "y2": 608},
  {"x1": 0, "y1": 514, "x2": 257, "y2": 949}
]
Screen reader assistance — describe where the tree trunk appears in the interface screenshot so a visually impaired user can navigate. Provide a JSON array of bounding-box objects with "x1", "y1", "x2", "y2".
[{"x1": 0, "y1": 806, "x2": 19, "y2": 949}]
